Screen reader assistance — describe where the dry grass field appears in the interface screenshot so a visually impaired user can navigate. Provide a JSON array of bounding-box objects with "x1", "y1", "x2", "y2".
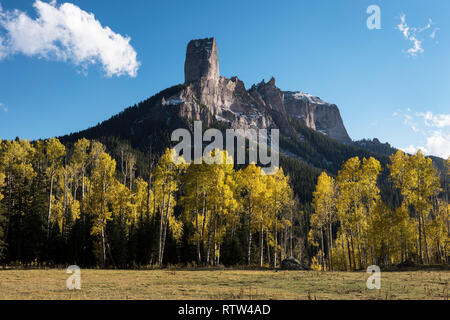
[{"x1": 0, "y1": 269, "x2": 448, "y2": 300}]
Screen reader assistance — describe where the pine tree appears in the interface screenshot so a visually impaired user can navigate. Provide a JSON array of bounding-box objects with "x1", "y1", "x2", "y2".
[{"x1": 0, "y1": 139, "x2": 36, "y2": 261}]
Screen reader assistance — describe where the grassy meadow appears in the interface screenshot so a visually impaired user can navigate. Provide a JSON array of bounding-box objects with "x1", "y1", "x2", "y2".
[{"x1": 0, "y1": 269, "x2": 448, "y2": 300}]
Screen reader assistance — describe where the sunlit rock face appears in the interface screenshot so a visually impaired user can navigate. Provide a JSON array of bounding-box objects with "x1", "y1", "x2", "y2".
[
  {"x1": 284, "y1": 91, "x2": 351, "y2": 143},
  {"x1": 184, "y1": 38, "x2": 220, "y2": 84},
  {"x1": 163, "y1": 37, "x2": 351, "y2": 144}
]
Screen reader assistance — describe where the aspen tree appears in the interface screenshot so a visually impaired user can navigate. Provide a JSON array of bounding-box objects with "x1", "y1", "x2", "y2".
[
  {"x1": 154, "y1": 148, "x2": 186, "y2": 266},
  {"x1": 181, "y1": 161, "x2": 210, "y2": 264},
  {"x1": 310, "y1": 171, "x2": 336, "y2": 270},
  {"x1": 90, "y1": 151, "x2": 116, "y2": 267},
  {"x1": 266, "y1": 167, "x2": 294, "y2": 267},
  {"x1": 390, "y1": 150, "x2": 440, "y2": 263},
  {"x1": 237, "y1": 164, "x2": 267, "y2": 265},
  {"x1": 71, "y1": 139, "x2": 90, "y2": 203},
  {"x1": 45, "y1": 138, "x2": 66, "y2": 242},
  {"x1": 0, "y1": 170, "x2": 5, "y2": 258},
  {"x1": 336, "y1": 156, "x2": 381, "y2": 270}
]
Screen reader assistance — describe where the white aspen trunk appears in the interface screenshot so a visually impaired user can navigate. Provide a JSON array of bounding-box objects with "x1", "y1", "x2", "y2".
[
  {"x1": 247, "y1": 201, "x2": 252, "y2": 265},
  {"x1": 158, "y1": 184, "x2": 167, "y2": 266},
  {"x1": 260, "y1": 223, "x2": 264, "y2": 267},
  {"x1": 321, "y1": 226, "x2": 325, "y2": 270},
  {"x1": 47, "y1": 173, "x2": 54, "y2": 242},
  {"x1": 274, "y1": 219, "x2": 278, "y2": 268},
  {"x1": 101, "y1": 226, "x2": 106, "y2": 268},
  {"x1": 160, "y1": 181, "x2": 173, "y2": 266}
]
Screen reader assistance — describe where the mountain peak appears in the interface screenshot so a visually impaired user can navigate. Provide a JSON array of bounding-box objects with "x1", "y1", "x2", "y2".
[
  {"x1": 174, "y1": 38, "x2": 351, "y2": 143},
  {"x1": 184, "y1": 37, "x2": 219, "y2": 84}
]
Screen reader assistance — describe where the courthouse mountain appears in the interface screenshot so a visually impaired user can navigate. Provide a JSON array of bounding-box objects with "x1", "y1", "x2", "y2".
[
  {"x1": 168, "y1": 37, "x2": 351, "y2": 143},
  {"x1": 63, "y1": 39, "x2": 366, "y2": 155}
]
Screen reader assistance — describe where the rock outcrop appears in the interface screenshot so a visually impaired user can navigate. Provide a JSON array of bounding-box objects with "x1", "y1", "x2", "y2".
[
  {"x1": 184, "y1": 38, "x2": 220, "y2": 84},
  {"x1": 165, "y1": 37, "x2": 352, "y2": 144},
  {"x1": 280, "y1": 257, "x2": 310, "y2": 270},
  {"x1": 284, "y1": 91, "x2": 351, "y2": 143}
]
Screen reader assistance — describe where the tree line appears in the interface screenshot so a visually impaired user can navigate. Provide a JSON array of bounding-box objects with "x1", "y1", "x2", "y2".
[
  {"x1": 309, "y1": 151, "x2": 449, "y2": 270},
  {"x1": 0, "y1": 138, "x2": 297, "y2": 268},
  {"x1": 0, "y1": 137, "x2": 448, "y2": 269}
]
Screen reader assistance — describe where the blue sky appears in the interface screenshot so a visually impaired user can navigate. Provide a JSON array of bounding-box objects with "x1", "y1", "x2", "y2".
[{"x1": 0, "y1": 0, "x2": 449, "y2": 158}]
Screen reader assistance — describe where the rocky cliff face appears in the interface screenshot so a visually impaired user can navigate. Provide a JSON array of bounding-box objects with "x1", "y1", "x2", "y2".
[
  {"x1": 284, "y1": 91, "x2": 351, "y2": 143},
  {"x1": 163, "y1": 37, "x2": 351, "y2": 144},
  {"x1": 184, "y1": 38, "x2": 220, "y2": 84}
]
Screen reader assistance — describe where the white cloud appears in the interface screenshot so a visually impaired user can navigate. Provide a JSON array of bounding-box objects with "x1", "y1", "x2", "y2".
[
  {"x1": 397, "y1": 14, "x2": 410, "y2": 38},
  {"x1": 407, "y1": 36, "x2": 423, "y2": 56},
  {"x1": 425, "y1": 131, "x2": 450, "y2": 158},
  {"x1": 0, "y1": 0, "x2": 140, "y2": 77},
  {"x1": 401, "y1": 144, "x2": 428, "y2": 155},
  {"x1": 397, "y1": 14, "x2": 437, "y2": 57},
  {"x1": 418, "y1": 18, "x2": 432, "y2": 32},
  {"x1": 0, "y1": 102, "x2": 7, "y2": 112},
  {"x1": 430, "y1": 28, "x2": 439, "y2": 39},
  {"x1": 403, "y1": 112, "x2": 423, "y2": 133},
  {"x1": 399, "y1": 109, "x2": 450, "y2": 158},
  {"x1": 0, "y1": 37, "x2": 3, "y2": 55}
]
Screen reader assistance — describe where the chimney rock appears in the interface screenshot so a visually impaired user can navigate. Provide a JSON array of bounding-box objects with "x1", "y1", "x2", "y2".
[{"x1": 184, "y1": 37, "x2": 219, "y2": 84}]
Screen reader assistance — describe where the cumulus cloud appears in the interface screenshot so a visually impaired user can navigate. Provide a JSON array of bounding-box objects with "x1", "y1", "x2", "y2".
[
  {"x1": 0, "y1": 0, "x2": 140, "y2": 77},
  {"x1": 399, "y1": 108, "x2": 450, "y2": 158},
  {"x1": 397, "y1": 14, "x2": 437, "y2": 57},
  {"x1": 426, "y1": 131, "x2": 450, "y2": 158},
  {"x1": 402, "y1": 132, "x2": 449, "y2": 159},
  {"x1": 0, "y1": 102, "x2": 7, "y2": 112},
  {"x1": 401, "y1": 144, "x2": 428, "y2": 155}
]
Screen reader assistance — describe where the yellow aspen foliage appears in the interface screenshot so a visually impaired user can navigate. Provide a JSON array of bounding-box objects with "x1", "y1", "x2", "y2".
[
  {"x1": 154, "y1": 148, "x2": 187, "y2": 265},
  {"x1": 108, "y1": 180, "x2": 133, "y2": 226},
  {"x1": 335, "y1": 156, "x2": 381, "y2": 270},
  {"x1": 134, "y1": 177, "x2": 153, "y2": 221},
  {"x1": 89, "y1": 150, "x2": 117, "y2": 267},
  {"x1": 389, "y1": 150, "x2": 441, "y2": 264},
  {"x1": 310, "y1": 171, "x2": 336, "y2": 270},
  {"x1": 0, "y1": 172, "x2": 5, "y2": 202}
]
